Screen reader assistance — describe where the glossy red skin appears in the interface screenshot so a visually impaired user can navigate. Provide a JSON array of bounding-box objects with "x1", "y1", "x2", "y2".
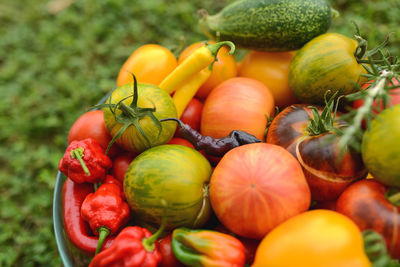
[
  {"x1": 158, "y1": 234, "x2": 185, "y2": 267},
  {"x1": 62, "y1": 178, "x2": 114, "y2": 255},
  {"x1": 167, "y1": 137, "x2": 195, "y2": 148},
  {"x1": 353, "y1": 78, "x2": 400, "y2": 112},
  {"x1": 266, "y1": 104, "x2": 366, "y2": 201},
  {"x1": 68, "y1": 110, "x2": 121, "y2": 158},
  {"x1": 110, "y1": 153, "x2": 136, "y2": 183},
  {"x1": 336, "y1": 179, "x2": 400, "y2": 259},
  {"x1": 210, "y1": 143, "x2": 310, "y2": 239},
  {"x1": 175, "y1": 98, "x2": 203, "y2": 138}
]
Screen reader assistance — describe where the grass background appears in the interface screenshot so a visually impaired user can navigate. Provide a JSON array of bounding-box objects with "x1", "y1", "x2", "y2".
[{"x1": 0, "y1": 0, "x2": 398, "y2": 265}]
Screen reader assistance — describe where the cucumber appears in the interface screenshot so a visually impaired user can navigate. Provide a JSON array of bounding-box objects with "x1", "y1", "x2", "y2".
[{"x1": 199, "y1": 0, "x2": 333, "y2": 51}]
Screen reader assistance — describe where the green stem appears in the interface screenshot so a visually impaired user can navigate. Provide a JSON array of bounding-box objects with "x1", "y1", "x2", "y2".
[
  {"x1": 142, "y1": 217, "x2": 167, "y2": 252},
  {"x1": 354, "y1": 35, "x2": 368, "y2": 62},
  {"x1": 387, "y1": 191, "x2": 400, "y2": 205},
  {"x1": 96, "y1": 227, "x2": 110, "y2": 255},
  {"x1": 70, "y1": 147, "x2": 91, "y2": 176},
  {"x1": 339, "y1": 71, "x2": 391, "y2": 150},
  {"x1": 207, "y1": 41, "x2": 235, "y2": 57},
  {"x1": 331, "y1": 7, "x2": 340, "y2": 19}
]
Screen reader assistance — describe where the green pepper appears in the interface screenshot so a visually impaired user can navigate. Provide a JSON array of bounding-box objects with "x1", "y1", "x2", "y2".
[{"x1": 171, "y1": 228, "x2": 245, "y2": 267}]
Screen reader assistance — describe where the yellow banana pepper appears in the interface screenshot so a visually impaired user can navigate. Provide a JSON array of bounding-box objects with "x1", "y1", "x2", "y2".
[
  {"x1": 172, "y1": 68, "x2": 211, "y2": 118},
  {"x1": 159, "y1": 41, "x2": 235, "y2": 95}
]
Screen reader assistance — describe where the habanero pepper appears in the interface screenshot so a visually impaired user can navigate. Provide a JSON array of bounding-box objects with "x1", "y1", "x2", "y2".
[
  {"x1": 62, "y1": 178, "x2": 115, "y2": 255},
  {"x1": 159, "y1": 41, "x2": 235, "y2": 95},
  {"x1": 59, "y1": 138, "x2": 112, "y2": 184},
  {"x1": 89, "y1": 220, "x2": 167, "y2": 267},
  {"x1": 103, "y1": 174, "x2": 126, "y2": 200},
  {"x1": 81, "y1": 183, "x2": 131, "y2": 254},
  {"x1": 160, "y1": 117, "x2": 261, "y2": 157},
  {"x1": 171, "y1": 227, "x2": 246, "y2": 267}
]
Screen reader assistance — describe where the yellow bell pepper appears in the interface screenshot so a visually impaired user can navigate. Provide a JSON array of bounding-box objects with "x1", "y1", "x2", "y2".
[
  {"x1": 159, "y1": 41, "x2": 235, "y2": 95},
  {"x1": 172, "y1": 68, "x2": 211, "y2": 118}
]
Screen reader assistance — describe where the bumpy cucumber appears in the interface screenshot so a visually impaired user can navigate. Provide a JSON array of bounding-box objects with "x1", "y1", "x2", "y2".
[{"x1": 199, "y1": 0, "x2": 333, "y2": 51}]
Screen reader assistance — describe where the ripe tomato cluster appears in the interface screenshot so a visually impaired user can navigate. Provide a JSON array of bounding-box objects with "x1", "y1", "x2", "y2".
[{"x1": 59, "y1": 35, "x2": 400, "y2": 267}]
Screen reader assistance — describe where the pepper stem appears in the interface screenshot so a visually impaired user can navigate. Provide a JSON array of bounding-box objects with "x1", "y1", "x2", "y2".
[
  {"x1": 386, "y1": 191, "x2": 400, "y2": 206},
  {"x1": 70, "y1": 147, "x2": 91, "y2": 176},
  {"x1": 142, "y1": 217, "x2": 167, "y2": 252},
  {"x1": 96, "y1": 227, "x2": 110, "y2": 255},
  {"x1": 207, "y1": 41, "x2": 235, "y2": 57}
]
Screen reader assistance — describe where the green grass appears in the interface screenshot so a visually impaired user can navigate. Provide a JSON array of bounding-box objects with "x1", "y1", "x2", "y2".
[{"x1": 0, "y1": 0, "x2": 398, "y2": 266}]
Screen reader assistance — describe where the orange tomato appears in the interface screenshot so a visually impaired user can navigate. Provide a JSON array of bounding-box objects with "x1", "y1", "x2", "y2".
[
  {"x1": 117, "y1": 44, "x2": 177, "y2": 87},
  {"x1": 201, "y1": 77, "x2": 275, "y2": 141},
  {"x1": 239, "y1": 51, "x2": 297, "y2": 108},
  {"x1": 252, "y1": 209, "x2": 371, "y2": 267},
  {"x1": 178, "y1": 41, "x2": 237, "y2": 100}
]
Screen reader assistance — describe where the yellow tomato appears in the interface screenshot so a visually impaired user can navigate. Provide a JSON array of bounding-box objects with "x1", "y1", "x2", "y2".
[
  {"x1": 178, "y1": 41, "x2": 237, "y2": 100},
  {"x1": 238, "y1": 51, "x2": 297, "y2": 108},
  {"x1": 117, "y1": 44, "x2": 177, "y2": 87},
  {"x1": 252, "y1": 209, "x2": 371, "y2": 267}
]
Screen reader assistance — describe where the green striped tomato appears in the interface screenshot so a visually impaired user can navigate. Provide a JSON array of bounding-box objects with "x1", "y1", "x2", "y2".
[
  {"x1": 362, "y1": 105, "x2": 400, "y2": 186},
  {"x1": 124, "y1": 144, "x2": 212, "y2": 230},
  {"x1": 103, "y1": 83, "x2": 177, "y2": 153}
]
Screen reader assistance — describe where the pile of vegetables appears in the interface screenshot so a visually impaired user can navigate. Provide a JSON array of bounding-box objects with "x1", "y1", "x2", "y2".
[{"x1": 56, "y1": 0, "x2": 400, "y2": 266}]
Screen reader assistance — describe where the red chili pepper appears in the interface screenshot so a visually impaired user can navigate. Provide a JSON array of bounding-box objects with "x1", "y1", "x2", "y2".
[
  {"x1": 89, "y1": 221, "x2": 166, "y2": 267},
  {"x1": 62, "y1": 178, "x2": 115, "y2": 255},
  {"x1": 59, "y1": 138, "x2": 112, "y2": 184},
  {"x1": 81, "y1": 183, "x2": 131, "y2": 254}
]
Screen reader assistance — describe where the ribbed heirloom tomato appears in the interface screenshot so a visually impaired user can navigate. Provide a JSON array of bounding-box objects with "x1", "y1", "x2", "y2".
[
  {"x1": 210, "y1": 143, "x2": 310, "y2": 239},
  {"x1": 178, "y1": 40, "x2": 237, "y2": 100},
  {"x1": 201, "y1": 77, "x2": 275, "y2": 141},
  {"x1": 239, "y1": 51, "x2": 298, "y2": 108},
  {"x1": 117, "y1": 44, "x2": 177, "y2": 87}
]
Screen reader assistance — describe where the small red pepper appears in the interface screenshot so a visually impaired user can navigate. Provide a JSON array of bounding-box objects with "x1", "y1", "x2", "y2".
[
  {"x1": 103, "y1": 175, "x2": 126, "y2": 200},
  {"x1": 89, "y1": 220, "x2": 166, "y2": 267},
  {"x1": 62, "y1": 178, "x2": 115, "y2": 254},
  {"x1": 59, "y1": 138, "x2": 112, "y2": 184},
  {"x1": 81, "y1": 183, "x2": 131, "y2": 254}
]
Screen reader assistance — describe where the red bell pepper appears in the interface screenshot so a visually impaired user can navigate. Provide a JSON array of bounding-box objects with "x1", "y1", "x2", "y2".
[
  {"x1": 62, "y1": 178, "x2": 115, "y2": 255},
  {"x1": 89, "y1": 221, "x2": 166, "y2": 267},
  {"x1": 171, "y1": 228, "x2": 246, "y2": 267},
  {"x1": 59, "y1": 138, "x2": 112, "y2": 184},
  {"x1": 81, "y1": 183, "x2": 131, "y2": 254}
]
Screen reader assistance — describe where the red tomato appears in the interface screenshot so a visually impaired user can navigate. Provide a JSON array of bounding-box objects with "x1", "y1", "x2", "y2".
[
  {"x1": 117, "y1": 44, "x2": 177, "y2": 87},
  {"x1": 167, "y1": 137, "x2": 194, "y2": 148},
  {"x1": 174, "y1": 98, "x2": 203, "y2": 138},
  {"x1": 336, "y1": 179, "x2": 400, "y2": 259},
  {"x1": 201, "y1": 77, "x2": 275, "y2": 141},
  {"x1": 353, "y1": 77, "x2": 400, "y2": 112},
  {"x1": 178, "y1": 41, "x2": 237, "y2": 100},
  {"x1": 238, "y1": 51, "x2": 298, "y2": 108},
  {"x1": 110, "y1": 152, "x2": 136, "y2": 183},
  {"x1": 68, "y1": 110, "x2": 121, "y2": 157},
  {"x1": 158, "y1": 234, "x2": 185, "y2": 267},
  {"x1": 210, "y1": 143, "x2": 311, "y2": 239},
  {"x1": 266, "y1": 104, "x2": 366, "y2": 201}
]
